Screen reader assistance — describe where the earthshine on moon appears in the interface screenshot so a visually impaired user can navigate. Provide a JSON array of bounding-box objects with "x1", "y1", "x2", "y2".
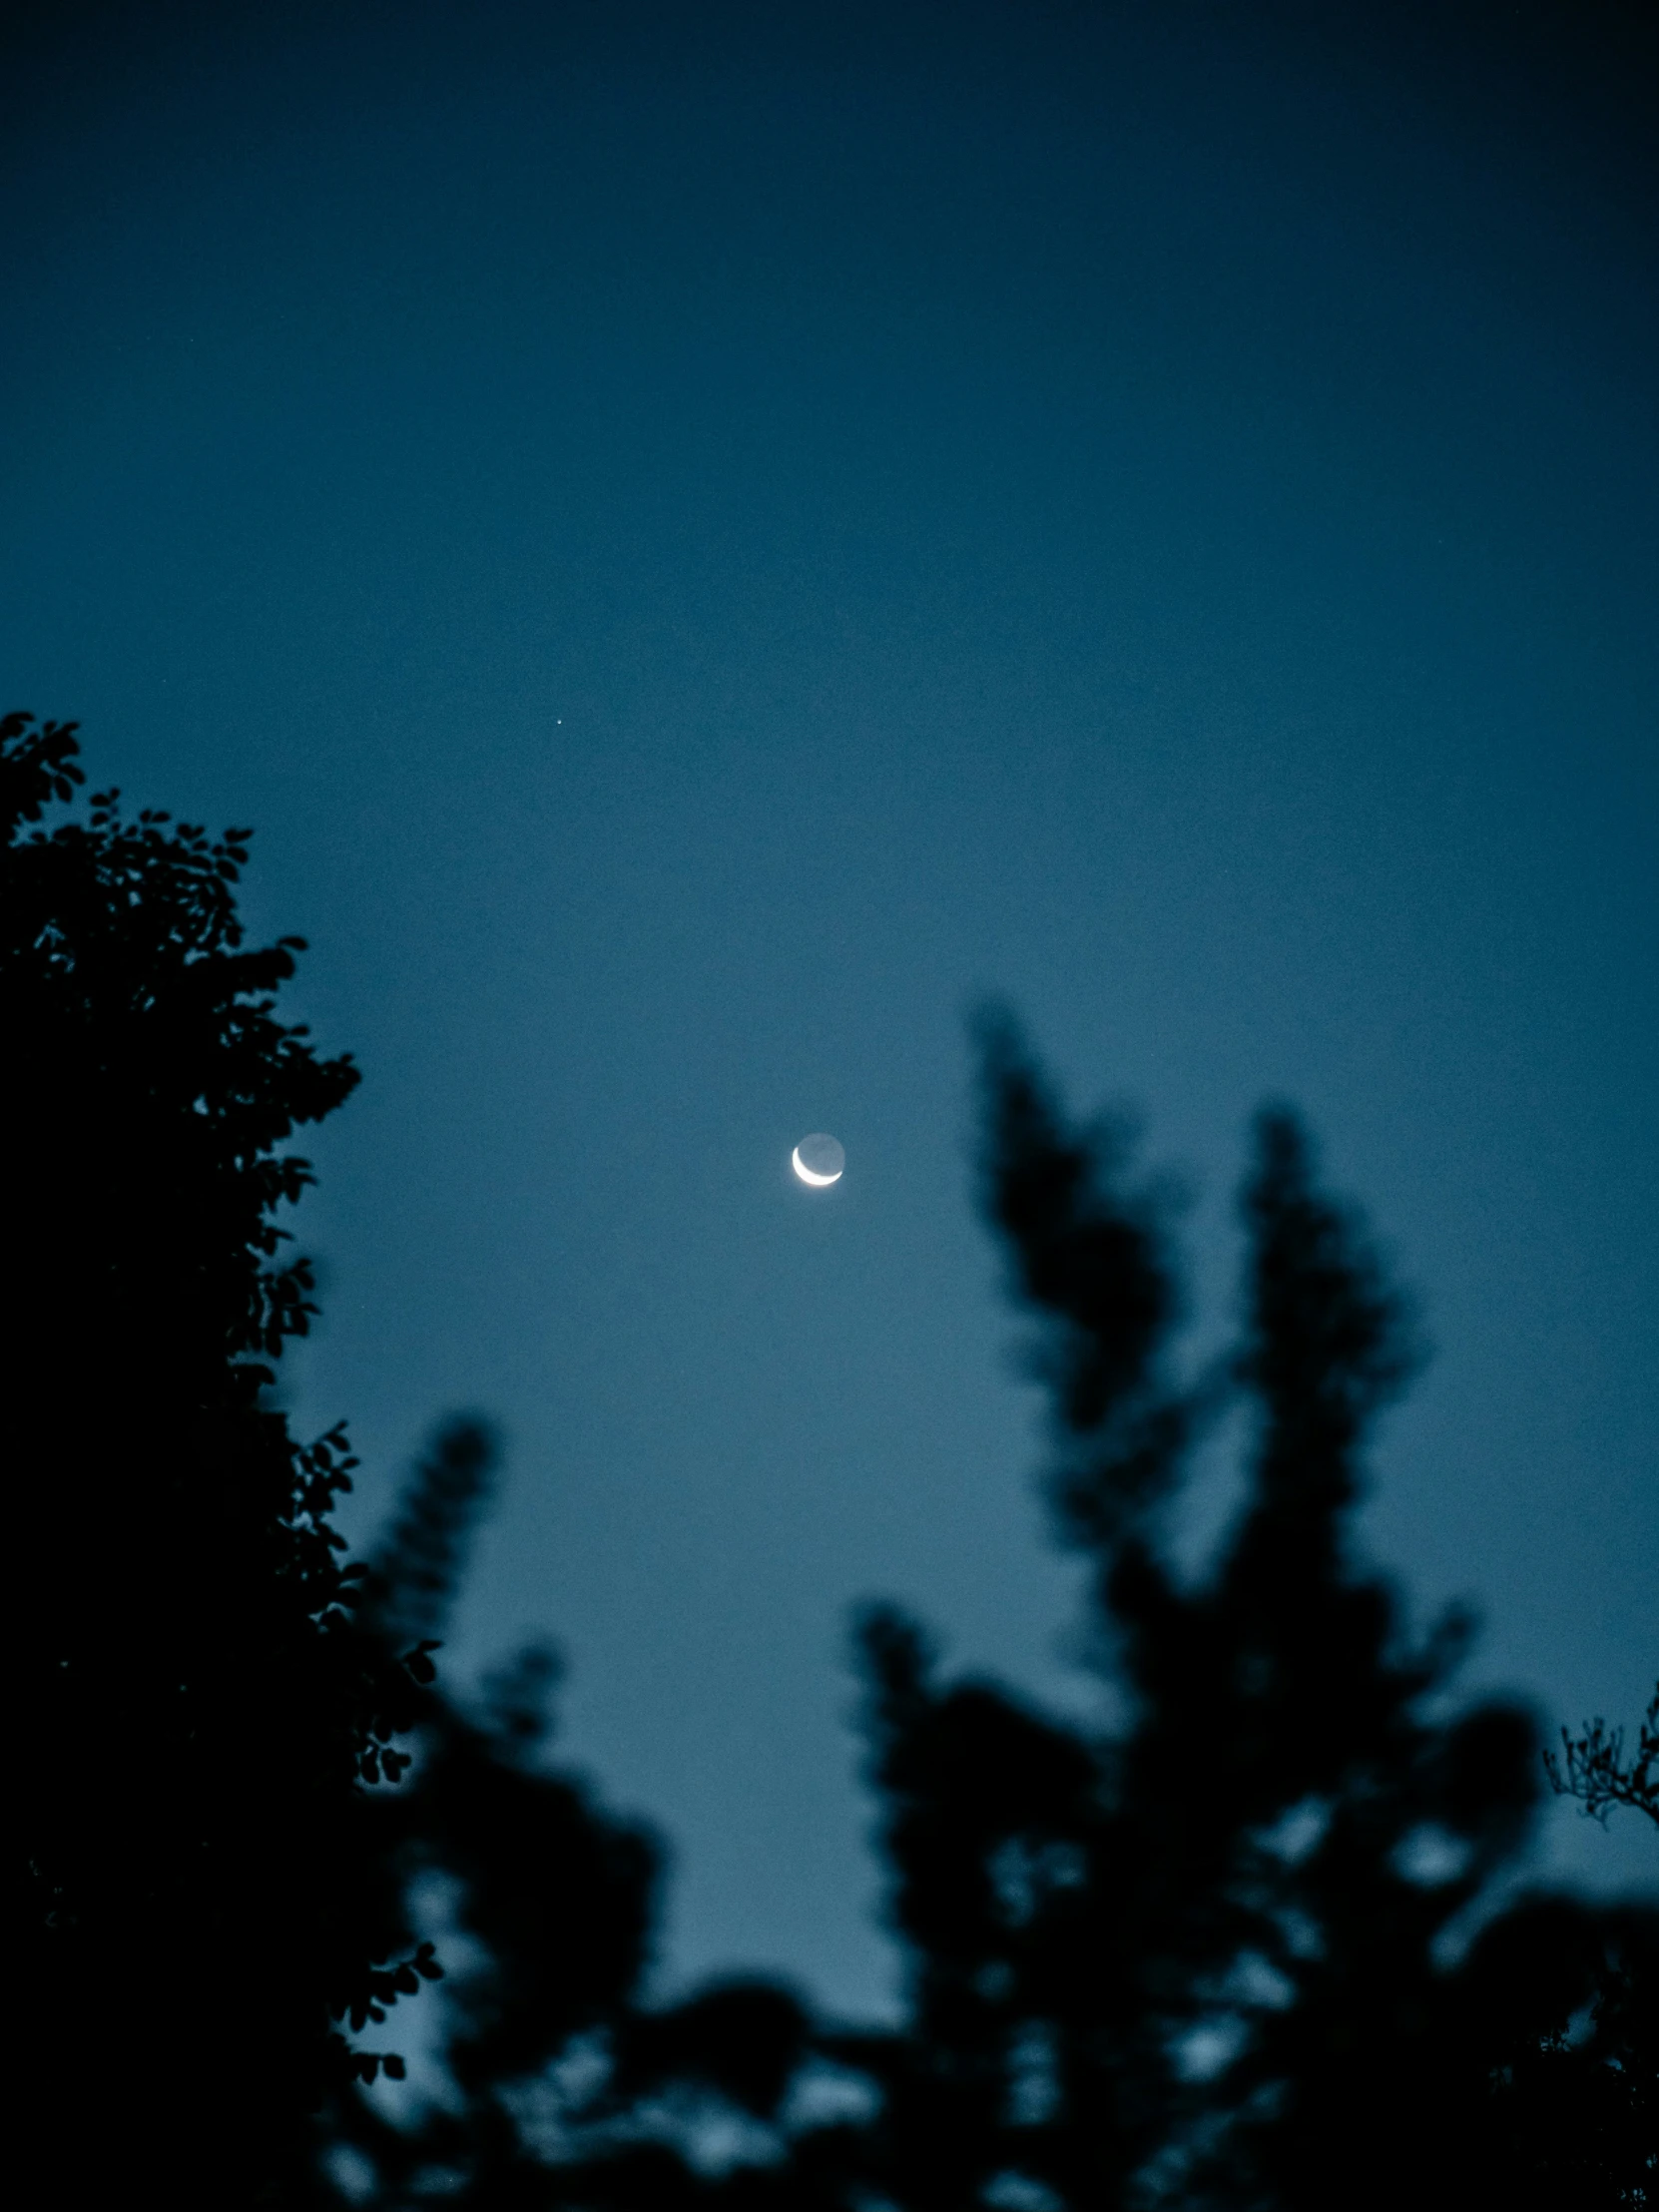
[{"x1": 792, "y1": 1133, "x2": 845, "y2": 1187}]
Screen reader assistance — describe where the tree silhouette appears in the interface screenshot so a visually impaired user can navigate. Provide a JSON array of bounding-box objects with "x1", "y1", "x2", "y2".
[
  {"x1": 314, "y1": 1013, "x2": 1655, "y2": 2210},
  {"x1": 817, "y1": 1015, "x2": 1657, "y2": 2212},
  {"x1": 5, "y1": 713, "x2": 434, "y2": 2206},
  {"x1": 11, "y1": 711, "x2": 1650, "y2": 2207},
  {"x1": 5, "y1": 712, "x2": 819, "y2": 2209},
  {"x1": 312, "y1": 1418, "x2": 824, "y2": 2209}
]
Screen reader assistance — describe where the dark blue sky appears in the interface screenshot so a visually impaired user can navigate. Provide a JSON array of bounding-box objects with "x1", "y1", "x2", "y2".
[{"x1": 4, "y1": 0, "x2": 1654, "y2": 2017}]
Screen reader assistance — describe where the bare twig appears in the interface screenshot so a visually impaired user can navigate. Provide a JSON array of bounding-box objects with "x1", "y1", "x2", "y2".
[{"x1": 1545, "y1": 1683, "x2": 1659, "y2": 1832}]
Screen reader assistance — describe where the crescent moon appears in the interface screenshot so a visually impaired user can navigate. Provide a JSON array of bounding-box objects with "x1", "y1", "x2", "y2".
[{"x1": 792, "y1": 1145, "x2": 842, "y2": 1187}]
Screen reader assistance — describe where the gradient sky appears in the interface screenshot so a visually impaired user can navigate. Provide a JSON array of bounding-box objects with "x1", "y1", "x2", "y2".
[{"x1": 4, "y1": 0, "x2": 1654, "y2": 2021}]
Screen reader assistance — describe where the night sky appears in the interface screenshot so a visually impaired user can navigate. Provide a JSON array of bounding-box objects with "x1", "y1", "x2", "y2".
[{"x1": 4, "y1": 0, "x2": 1654, "y2": 2022}]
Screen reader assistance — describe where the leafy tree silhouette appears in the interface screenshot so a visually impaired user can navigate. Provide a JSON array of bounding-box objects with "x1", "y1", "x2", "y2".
[
  {"x1": 815, "y1": 1014, "x2": 1656, "y2": 2212},
  {"x1": 12, "y1": 709, "x2": 1649, "y2": 2207},
  {"x1": 3, "y1": 712, "x2": 817, "y2": 2210},
  {"x1": 5, "y1": 714, "x2": 436, "y2": 2205},
  {"x1": 319, "y1": 1015, "x2": 1654, "y2": 2210},
  {"x1": 313, "y1": 1417, "x2": 825, "y2": 2208}
]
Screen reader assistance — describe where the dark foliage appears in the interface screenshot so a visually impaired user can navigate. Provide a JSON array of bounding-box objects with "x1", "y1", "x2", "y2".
[
  {"x1": 315, "y1": 1011, "x2": 1655, "y2": 2211},
  {"x1": 5, "y1": 713, "x2": 432, "y2": 2205},
  {"x1": 6, "y1": 712, "x2": 815, "y2": 2210},
  {"x1": 11, "y1": 712, "x2": 1650, "y2": 2207},
  {"x1": 312, "y1": 1420, "x2": 820, "y2": 2209},
  {"x1": 814, "y1": 1017, "x2": 1657, "y2": 2212}
]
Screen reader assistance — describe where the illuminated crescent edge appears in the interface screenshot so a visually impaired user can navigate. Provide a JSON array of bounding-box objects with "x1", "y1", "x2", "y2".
[{"x1": 792, "y1": 1146, "x2": 842, "y2": 1187}]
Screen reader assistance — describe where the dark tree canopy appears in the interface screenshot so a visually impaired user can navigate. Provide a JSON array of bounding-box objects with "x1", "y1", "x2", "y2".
[
  {"x1": 8, "y1": 713, "x2": 1651, "y2": 2208},
  {"x1": 5, "y1": 713, "x2": 811, "y2": 2209},
  {"x1": 319, "y1": 1017, "x2": 1654, "y2": 2210},
  {"x1": 5, "y1": 713, "x2": 431, "y2": 2205},
  {"x1": 816, "y1": 1020, "x2": 1656, "y2": 2212},
  {"x1": 313, "y1": 1418, "x2": 820, "y2": 2210}
]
